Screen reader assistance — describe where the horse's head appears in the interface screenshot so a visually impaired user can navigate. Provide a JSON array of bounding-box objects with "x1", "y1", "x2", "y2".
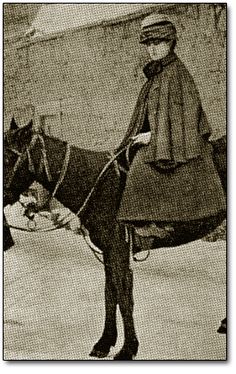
[{"x1": 4, "y1": 118, "x2": 35, "y2": 206}]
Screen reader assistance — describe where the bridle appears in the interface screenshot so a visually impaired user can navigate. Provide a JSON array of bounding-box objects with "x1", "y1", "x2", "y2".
[
  {"x1": 5, "y1": 131, "x2": 75, "y2": 213},
  {"x1": 5, "y1": 133, "x2": 54, "y2": 192},
  {"x1": 5, "y1": 130, "x2": 129, "y2": 228},
  {"x1": 5, "y1": 131, "x2": 73, "y2": 230}
]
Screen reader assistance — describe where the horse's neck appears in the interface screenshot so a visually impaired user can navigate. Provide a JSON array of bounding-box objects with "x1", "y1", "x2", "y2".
[{"x1": 34, "y1": 135, "x2": 112, "y2": 214}]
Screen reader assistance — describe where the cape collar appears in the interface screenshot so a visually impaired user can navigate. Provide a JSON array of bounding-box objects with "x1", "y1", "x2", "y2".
[{"x1": 143, "y1": 52, "x2": 177, "y2": 79}]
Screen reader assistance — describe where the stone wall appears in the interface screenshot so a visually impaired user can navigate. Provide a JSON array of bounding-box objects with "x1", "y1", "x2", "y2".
[
  {"x1": 4, "y1": 3, "x2": 226, "y2": 150},
  {"x1": 3, "y1": 4, "x2": 41, "y2": 128}
]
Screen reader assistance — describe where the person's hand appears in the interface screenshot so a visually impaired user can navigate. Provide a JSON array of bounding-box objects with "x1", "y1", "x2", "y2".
[{"x1": 131, "y1": 132, "x2": 151, "y2": 145}]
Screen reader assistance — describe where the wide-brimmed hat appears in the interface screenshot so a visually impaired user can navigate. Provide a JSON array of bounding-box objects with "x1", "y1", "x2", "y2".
[{"x1": 140, "y1": 13, "x2": 177, "y2": 44}]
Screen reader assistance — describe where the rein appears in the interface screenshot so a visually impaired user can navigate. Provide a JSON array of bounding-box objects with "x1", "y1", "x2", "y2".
[
  {"x1": 5, "y1": 135, "x2": 147, "y2": 263},
  {"x1": 5, "y1": 134, "x2": 129, "y2": 231}
]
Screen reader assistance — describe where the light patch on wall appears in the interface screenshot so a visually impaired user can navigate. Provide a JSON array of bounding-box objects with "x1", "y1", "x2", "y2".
[
  {"x1": 28, "y1": 3, "x2": 154, "y2": 36},
  {"x1": 34, "y1": 100, "x2": 63, "y2": 139}
]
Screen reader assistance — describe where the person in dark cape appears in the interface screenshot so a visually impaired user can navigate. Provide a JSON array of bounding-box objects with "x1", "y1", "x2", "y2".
[{"x1": 116, "y1": 13, "x2": 226, "y2": 237}]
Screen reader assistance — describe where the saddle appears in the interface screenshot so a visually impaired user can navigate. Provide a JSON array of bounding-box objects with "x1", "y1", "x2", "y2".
[{"x1": 126, "y1": 212, "x2": 226, "y2": 255}]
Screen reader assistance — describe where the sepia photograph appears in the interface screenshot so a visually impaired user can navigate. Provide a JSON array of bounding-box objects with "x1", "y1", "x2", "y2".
[{"x1": 3, "y1": 2, "x2": 226, "y2": 361}]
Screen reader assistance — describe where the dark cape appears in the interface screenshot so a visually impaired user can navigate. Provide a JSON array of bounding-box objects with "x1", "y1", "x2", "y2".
[
  {"x1": 116, "y1": 52, "x2": 211, "y2": 165},
  {"x1": 117, "y1": 53, "x2": 226, "y2": 222}
]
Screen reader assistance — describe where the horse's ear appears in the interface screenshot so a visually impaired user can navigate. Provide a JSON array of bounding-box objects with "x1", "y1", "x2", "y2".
[
  {"x1": 20, "y1": 119, "x2": 34, "y2": 142},
  {"x1": 10, "y1": 117, "x2": 18, "y2": 130},
  {"x1": 26, "y1": 119, "x2": 33, "y2": 129},
  {"x1": 24, "y1": 119, "x2": 33, "y2": 133}
]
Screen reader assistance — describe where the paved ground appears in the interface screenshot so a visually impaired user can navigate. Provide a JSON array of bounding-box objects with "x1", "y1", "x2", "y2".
[{"x1": 4, "y1": 204, "x2": 226, "y2": 360}]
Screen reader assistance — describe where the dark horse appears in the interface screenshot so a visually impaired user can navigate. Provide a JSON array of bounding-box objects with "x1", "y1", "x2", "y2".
[{"x1": 4, "y1": 119, "x2": 226, "y2": 359}]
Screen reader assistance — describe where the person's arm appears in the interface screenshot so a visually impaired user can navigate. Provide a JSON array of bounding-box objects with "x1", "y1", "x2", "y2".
[{"x1": 131, "y1": 132, "x2": 151, "y2": 145}]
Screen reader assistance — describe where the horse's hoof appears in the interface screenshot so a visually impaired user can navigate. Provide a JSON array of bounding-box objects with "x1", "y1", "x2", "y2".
[
  {"x1": 217, "y1": 318, "x2": 227, "y2": 334},
  {"x1": 90, "y1": 339, "x2": 116, "y2": 359},
  {"x1": 114, "y1": 339, "x2": 139, "y2": 360},
  {"x1": 114, "y1": 352, "x2": 134, "y2": 360},
  {"x1": 89, "y1": 347, "x2": 110, "y2": 359}
]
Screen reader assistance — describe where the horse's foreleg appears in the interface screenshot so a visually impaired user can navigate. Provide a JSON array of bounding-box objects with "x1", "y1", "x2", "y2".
[
  {"x1": 113, "y1": 264, "x2": 139, "y2": 360},
  {"x1": 90, "y1": 263, "x2": 118, "y2": 358},
  {"x1": 106, "y1": 227, "x2": 138, "y2": 360},
  {"x1": 89, "y1": 224, "x2": 138, "y2": 360}
]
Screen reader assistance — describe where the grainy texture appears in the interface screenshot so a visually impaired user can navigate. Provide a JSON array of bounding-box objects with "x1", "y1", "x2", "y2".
[
  {"x1": 4, "y1": 3, "x2": 226, "y2": 149},
  {"x1": 3, "y1": 3, "x2": 226, "y2": 361},
  {"x1": 4, "y1": 204, "x2": 226, "y2": 360}
]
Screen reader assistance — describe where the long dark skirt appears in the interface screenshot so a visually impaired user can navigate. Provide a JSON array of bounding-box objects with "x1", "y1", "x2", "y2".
[{"x1": 117, "y1": 144, "x2": 226, "y2": 222}]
